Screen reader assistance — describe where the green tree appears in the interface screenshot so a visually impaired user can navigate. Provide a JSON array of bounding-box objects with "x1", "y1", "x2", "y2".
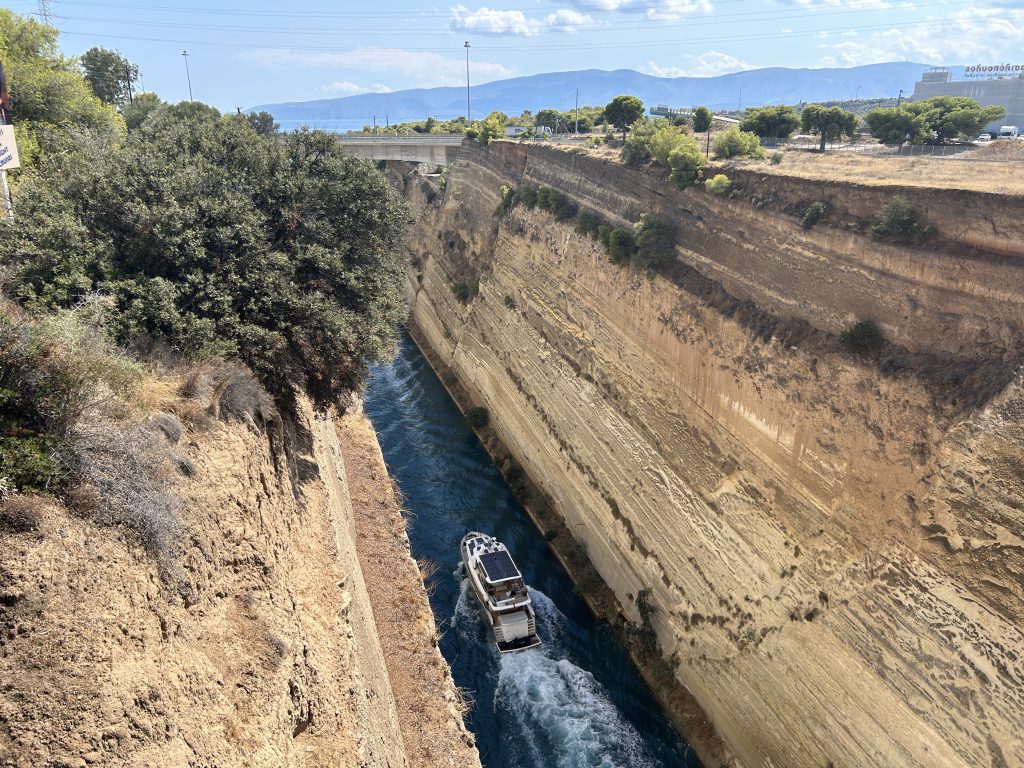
[
  {"x1": 247, "y1": 110, "x2": 279, "y2": 137},
  {"x1": 604, "y1": 95, "x2": 645, "y2": 140},
  {"x1": 740, "y1": 105, "x2": 800, "y2": 139},
  {"x1": 692, "y1": 106, "x2": 712, "y2": 133},
  {"x1": 121, "y1": 92, "x2": 164, "y2": 131},
  {"x1": 904, "y1": 96, "x2": 1006, "y2": 143},
  {"x1": 80, "y1": 46, "x2": 138, "y2": 106},
  {"x1": 713, "y1": 126, "x2": 765, "y2": 159},
  {"x1": 0, "y1": 9, "x2": 124, "y2": 165},
  {"x1": 801, "y1": 104, "x2": 858, "y2": 151},
  {"x1": 1, "y1": 105, "x2": 411, "y2": 409},
  {"x1": 863, "y1": 107, "x2": 926, "y2": 146},
  {"x1": 620, "y1": 120, "x2": 692, "y2": 167},
  {"x1": 477, "y1": 111, "x2": 507, "y2": 144},
  {"x1": 667, "y1": 139, "x2": 706, "y2": 189},
  {"x1": 535, "y1": 108, "x2": 561, "y2": 131}
]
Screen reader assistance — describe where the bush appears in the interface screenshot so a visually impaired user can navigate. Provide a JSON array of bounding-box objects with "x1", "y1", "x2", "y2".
[
  {"x1": 465, "y1": 406, "x2": 489, "y2": 429},
  {"x1": 871, "y1": 197, "x2": 934, "y2": 244},
  {"x1": 705, "y1": 174, "x2": 731, "y2": 195},
  {"x1": 801, "y1": 201, "x2": 828, "y2": 229},
  {"x1": 770, "y1": 151, "x2": 784, "y2": 165},
  {"x1": 495, "y1": 184, "x2": 516, "y2": 217},
  {"x1": 518, "y1": 184, "x2": 538, "y2": 210},
  {"x1": 575, "y1": 209, "x2": 603, "y2": 237},
  {"x1": 596, "y1": 224, "x2": 612, "y2": 248},
  {"x1": 535, "y1": 186, "x2": 577, "y2": 222},
  {"x1": 633, "y1": 214, "x2": 676, "y2": 269},
  {"x1": 503, "y1": 294, "x2": 516, "y2": 309},
  {"x1": 713, "y1": 127, "x2": 766, "y2": 159},
  {"x1": 607, "y1": 228, "x2": 636, "y2": 264},
  {"x1": 0, "y1": 304, "x2": 140, "y2": 494},
  {"x1": 1, "y1": 106, "x2": 410, "y2": 411},
  {"x1": 840, "y1": 319, "x2": 883, "y2": 353},
  {"x1": 450, "y1": 280, "x2": 479, "y2": 303},
  {"x1": 667, "y1": 141, "x2": 706, "y2": 189}
]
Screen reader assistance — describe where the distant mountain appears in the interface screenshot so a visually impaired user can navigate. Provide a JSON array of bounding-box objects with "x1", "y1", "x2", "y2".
[{"x1": 251, "y1": 62, "x2": 931, "y2": 124}]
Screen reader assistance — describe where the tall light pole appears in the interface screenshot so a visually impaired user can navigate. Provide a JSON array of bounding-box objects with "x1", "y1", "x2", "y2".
[
  {"x1": 464, "y1": 41, "x2": 471, "y2": 123},
  {"x1": 181, "y1": 49, "x2": 193, "y2": 101}
]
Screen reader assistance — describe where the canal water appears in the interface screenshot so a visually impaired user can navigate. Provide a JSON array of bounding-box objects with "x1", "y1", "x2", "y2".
[{"x1": 364, "y1": 332, "x2": 698, "y2": 768}]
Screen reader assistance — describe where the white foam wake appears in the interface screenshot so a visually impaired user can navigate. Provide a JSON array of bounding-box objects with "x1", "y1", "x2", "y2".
[{"x1": 496, "y1": 648, "x2": 656, "y2": 768}]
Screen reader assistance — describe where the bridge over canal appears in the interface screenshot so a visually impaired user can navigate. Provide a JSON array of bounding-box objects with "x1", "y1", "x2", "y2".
[{"x1": 336, "y1": 135, "x2": 463, "y2": 164}]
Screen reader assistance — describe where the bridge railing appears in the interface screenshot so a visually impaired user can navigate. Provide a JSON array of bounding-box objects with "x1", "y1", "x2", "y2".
[{"x1": 335, "y1": 135, "x2": 464, "y2": 144}]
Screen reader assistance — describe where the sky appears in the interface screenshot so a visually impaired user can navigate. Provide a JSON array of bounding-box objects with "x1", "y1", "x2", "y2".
[{"x1": 9, "y1": 0, "x2": 1024, "y2": 111}]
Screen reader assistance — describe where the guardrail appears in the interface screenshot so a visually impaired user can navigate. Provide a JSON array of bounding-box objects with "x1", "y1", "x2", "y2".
[{"x1": 335, "y1": 135, "x2": 464, "y2": 144}]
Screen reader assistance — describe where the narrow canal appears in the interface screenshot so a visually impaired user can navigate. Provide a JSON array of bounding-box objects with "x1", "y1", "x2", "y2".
[{"x1": 364, "y1": 332, "x2": 699, "y2": 768}]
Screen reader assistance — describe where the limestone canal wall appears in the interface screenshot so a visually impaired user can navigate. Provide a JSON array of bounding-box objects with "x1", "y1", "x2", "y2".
[{"x1": 397, "y1": 141, "x2": 1024, "y2": 768}]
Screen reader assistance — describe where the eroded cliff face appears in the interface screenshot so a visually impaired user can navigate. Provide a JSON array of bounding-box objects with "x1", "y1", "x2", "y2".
[
  {"x1": 0, "y1": 374, "x2": 479, "y2": 768},
  {"x1": 402, "y1": 143, "x2": 1024, "y2": 768}
]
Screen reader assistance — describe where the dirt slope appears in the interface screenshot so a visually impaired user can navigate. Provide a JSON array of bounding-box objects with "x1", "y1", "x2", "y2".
[{"x1": 0, "y1": 378, "x2": 479, "y2": 768}]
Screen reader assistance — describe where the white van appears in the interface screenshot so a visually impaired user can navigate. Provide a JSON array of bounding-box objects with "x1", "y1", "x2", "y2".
[{"x1": 998, "y1": 125, "x2": 1020, "y2": 139}]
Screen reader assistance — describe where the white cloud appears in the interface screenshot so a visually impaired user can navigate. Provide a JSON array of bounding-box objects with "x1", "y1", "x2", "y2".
[
  {"x1": 544, "y1": 9, "x2": 595, "y2": 32},
  {"x1": 450, "y1": 5, "x2": 537, "y2": 35},
  {"x1": 641, "y1": 50, "x2": 754, "y2": 78},
  {"x1": 320, "y1": 81, "x2": 393, "y2": 96},
  {"x1": 567, "y1": 0, "x2": 712, "y2": 20},
  {"x1": 243, "y1": 48, "x2": 515, "y2": 88},
  {"x1": 448, "y1": 5, "x2": 595, "y2": 35},
  {"x1": 817, "y1": 7, "x2": 1024, "y2": 66}
]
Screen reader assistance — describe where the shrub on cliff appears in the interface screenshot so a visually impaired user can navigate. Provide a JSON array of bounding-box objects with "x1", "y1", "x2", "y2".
[
  {"x1": 840, "y1": 319, "x2": 883, "y2": 353},
  {"x1": 871, "y1": 197, "x2": 934, "y2": 244},
  {"x1": 0, "y1": 303, "x2": 140, "y2": 495},
  {"x1": 633, "y1": 214, "x2": 676, "y2": 270},
  {"x1": 518, "y1": 185, "x2": 538, "y2": 210},
  {"x1": 606, "y1": 228, "x2": 636, "y2": 264},
  {"x1": 667, "y1": 141, "x2": 707, "y2": 189},
  {"x1": 465, "y1": 406, "x2": 489, "y2": 429},
  {"x1": 495, "y1": 185, "x2": 516, "y2": 217},
  {"x1": 801, "y1": 201, "x2": 828, "y2": 229},
  {"x1": 704, "y1": 174, "x2": 731, "y2": 195},
  {"x1": 712, "y1": 127, "x2": 765, "y2": 159},
  {"x1": 535, "y1": 186, "x2": 578, "y2": 222},
  {"x1": 0, "y1": 105, "x2": 411, "y2": 410},
  {"x1": 575, "y1": 209, "x2": 603, "y2": 238}
]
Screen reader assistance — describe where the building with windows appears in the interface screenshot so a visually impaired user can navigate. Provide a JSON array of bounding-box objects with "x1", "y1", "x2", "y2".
[{"x1": 912, "y1": 67, "x2": 1024, "y2": 133}]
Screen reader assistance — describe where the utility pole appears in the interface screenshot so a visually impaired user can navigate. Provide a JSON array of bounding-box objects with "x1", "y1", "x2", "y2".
[
  {"x1": 181, "y1": 50, "x2": 193, "y2": 101},
  {"x1": 464, "y1": 41, "x2": 471, "y2": 123},
  {"x1": 575, "y1": 89, "x2": 579, "y2": 134},
  {"x1": 896, "y1": 88, "x2": 904, "y2": 107},
  {"x1": 738, "y1": 88, "x2": 742, "y2": 112},
  {"x1": 125, "y1": 63, "x2": 134, "y2": 104}
]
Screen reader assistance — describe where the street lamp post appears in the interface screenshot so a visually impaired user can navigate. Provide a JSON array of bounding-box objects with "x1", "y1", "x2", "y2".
[
  {"x1": 182, "y1": 49, "x2": 193, "y2": 101},
  {"x1": 464, "y1": 41, "x2": 471, "y2": 124}
]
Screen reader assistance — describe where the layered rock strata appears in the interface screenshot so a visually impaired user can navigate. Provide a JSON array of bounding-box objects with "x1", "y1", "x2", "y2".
[
  {"x1": 401, "y1": 142, "x2": 1024, "y2": 768},
  {"x1": 0, "y1": 386, "x2": 479, "y2": 768}
]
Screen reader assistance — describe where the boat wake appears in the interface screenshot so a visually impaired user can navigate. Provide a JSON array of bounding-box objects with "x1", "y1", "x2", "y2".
[{"x1": 453, "y1": 574, "x2": 658, "y2": 768}]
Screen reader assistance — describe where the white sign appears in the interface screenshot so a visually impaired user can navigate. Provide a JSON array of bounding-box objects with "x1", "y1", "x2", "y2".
[
  {"x1": 0, "y1": 124, "x2": 20, "y2": 170},
  {"x1": 964, "y1": 63, "x2": 1023, "y2": 80}
]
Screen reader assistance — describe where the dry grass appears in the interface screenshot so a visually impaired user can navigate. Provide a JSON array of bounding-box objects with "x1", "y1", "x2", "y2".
[{"x1": 730, "y1": 149, "x2": 1024, "y2": 194}]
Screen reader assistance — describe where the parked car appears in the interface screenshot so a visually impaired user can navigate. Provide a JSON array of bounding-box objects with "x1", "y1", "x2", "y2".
[{"x1": 976, "y1": 133, "x2": 992, "y2": 143}]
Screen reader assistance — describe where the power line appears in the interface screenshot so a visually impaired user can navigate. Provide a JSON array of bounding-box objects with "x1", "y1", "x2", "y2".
[
  {"x1": 47, "y1": 0, "x2": 977, "y2": 35},
  {"x1": 55, "y1": 15, "x2": 988, "y2": 54}
]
